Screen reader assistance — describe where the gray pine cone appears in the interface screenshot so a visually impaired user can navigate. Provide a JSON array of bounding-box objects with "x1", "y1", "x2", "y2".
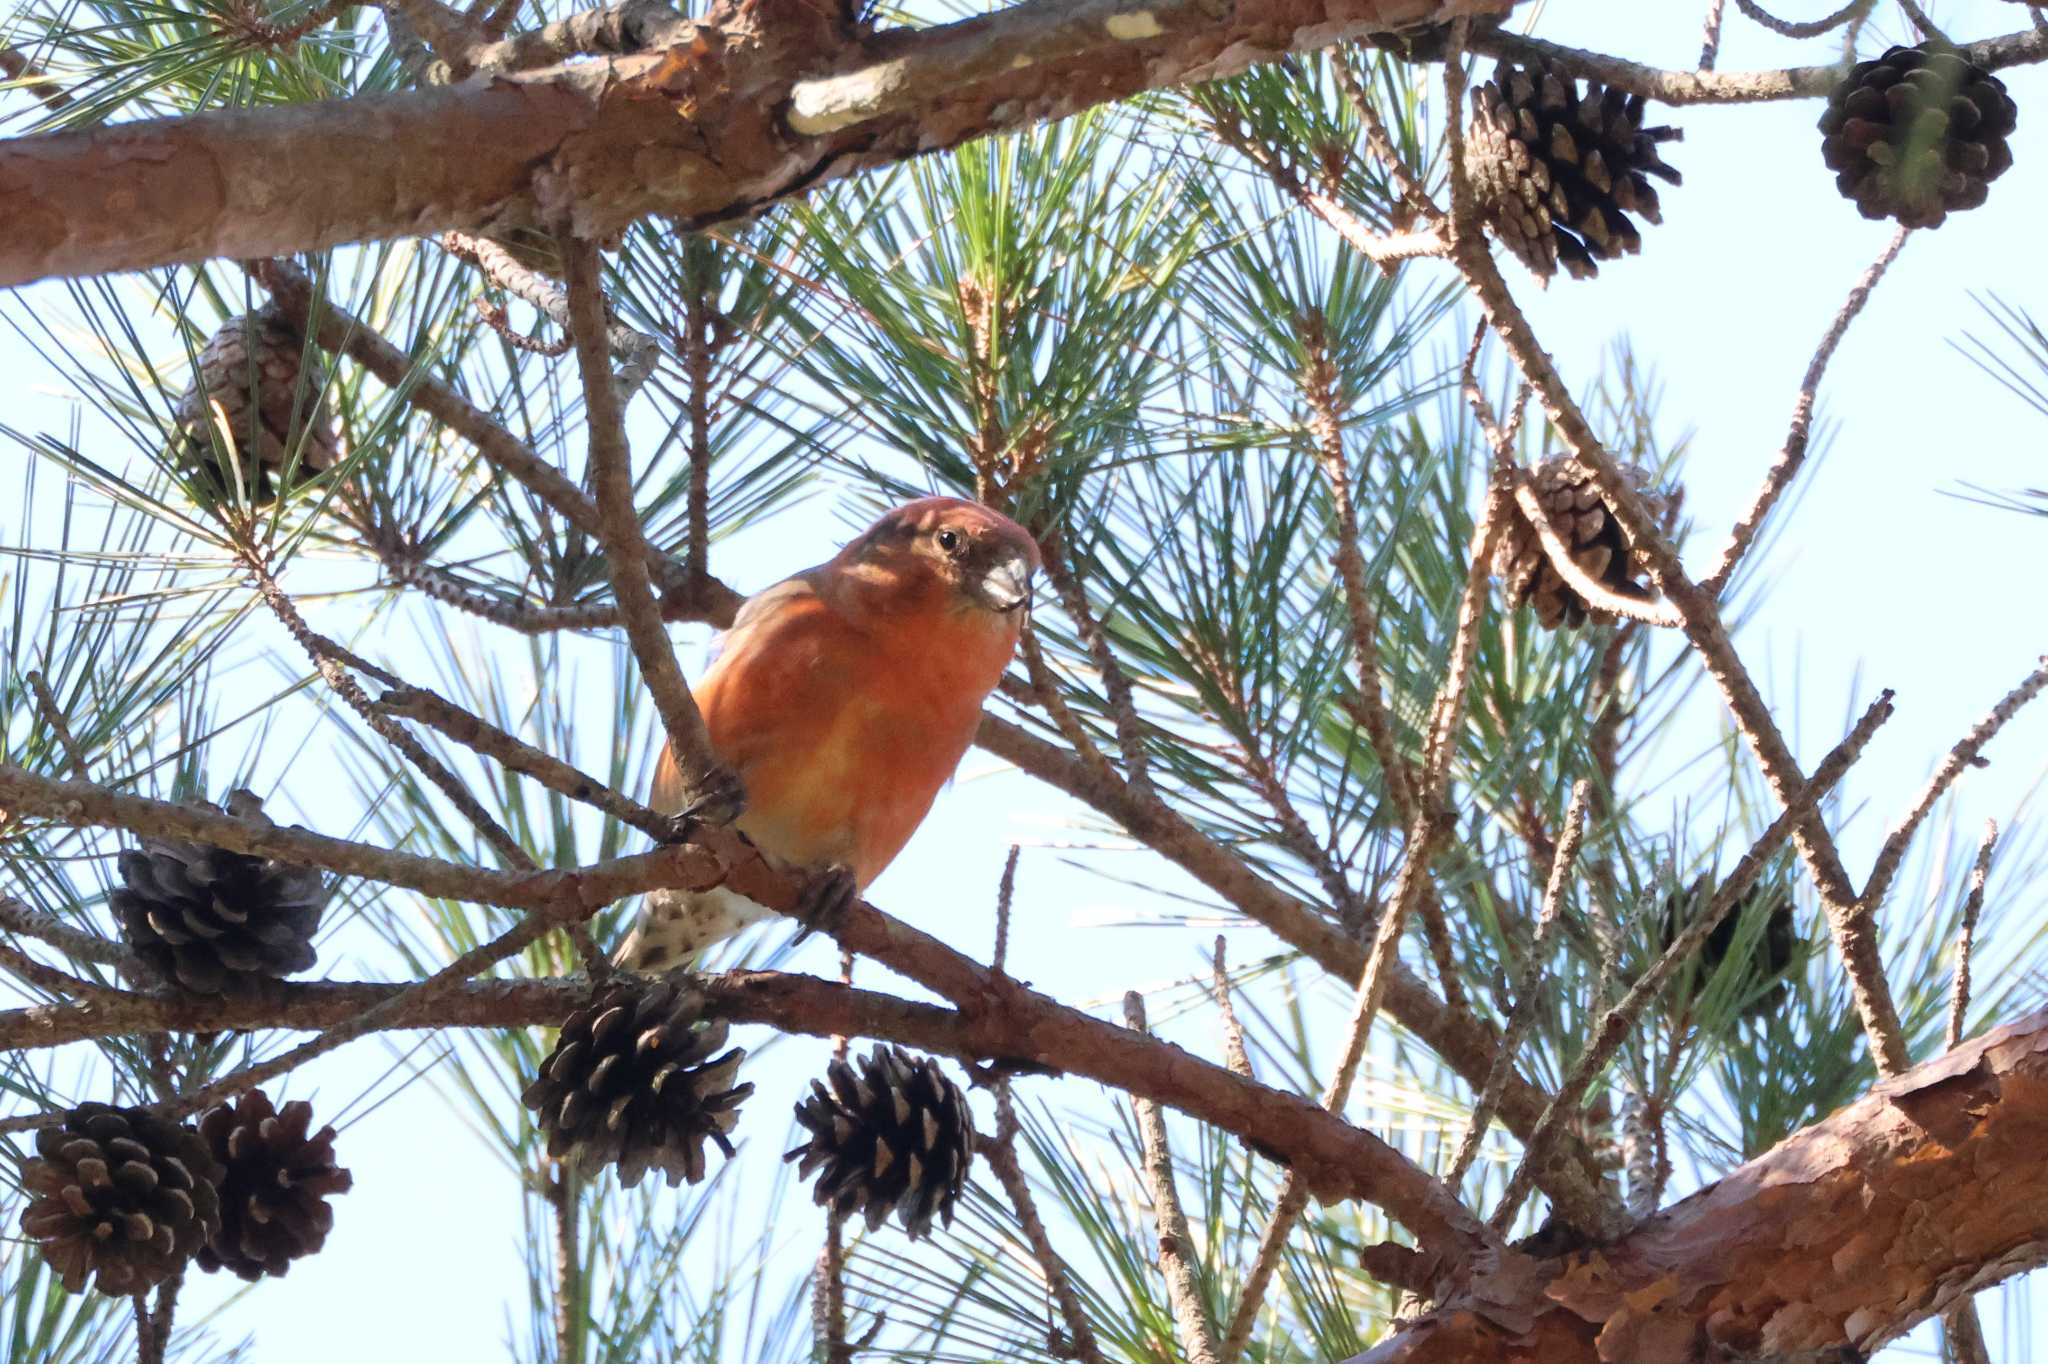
[
  {"x1": 108, "y1": 792, "x2": 328, "y2": 993},
  {"x1": 522, "y1": 979, "x2": 751, "y2": 1188},
  {"x1": 786, "y1": 1044, "x2": 976, "y2": 1239}
]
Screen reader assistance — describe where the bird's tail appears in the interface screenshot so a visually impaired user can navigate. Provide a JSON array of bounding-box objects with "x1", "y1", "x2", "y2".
[{"x1": 612, "y1": 886, "x2": 771, "y2": 973}]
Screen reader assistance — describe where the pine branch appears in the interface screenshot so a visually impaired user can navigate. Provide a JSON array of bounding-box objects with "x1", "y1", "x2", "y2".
[
  {"x1": 977, "y1": 713, "x2": 1617, "y2": 1225},
  {"x1": 1489, "y1": 689, "x2": 1894, "y2": 1231},
  {"x1": 1348, "y1": 1004, "x2": 2048, "y2": 1363},
  {"x1": 563, "y1": 235, "x2": 733, "y2": 818},
  {"x1": 1702, "y1": 225, "x2": 1911, "y2": 596},
  {"x1": 0, "y1": 0, "x2": 1526, "y2": 285},
  {"x1": 1124, "y1": 992, "x2": 1223, "y2": 1364}
]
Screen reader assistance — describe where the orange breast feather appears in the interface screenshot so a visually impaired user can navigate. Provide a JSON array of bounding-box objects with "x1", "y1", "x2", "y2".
[{"x1": 652, "y1": 571, "x2": 1017, "y2": 887}]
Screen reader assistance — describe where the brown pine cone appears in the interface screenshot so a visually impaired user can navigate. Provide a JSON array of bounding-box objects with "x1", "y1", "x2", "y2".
[
  {"x1": 1493, "y1": 457, "x2": 1668, "y2": 629},
  {"x1": 1467, "y1": 58, "x2": 1682, "y2": 282},
  {"x1": 18, "y1": 1103, "x2": 223, "y2": 1296},
  {"x1": 174, "y1": 306, "x2": 340, "y2": 504},
  {"x1": 195, "y1": 1090, "x2": 353, "y2": 1280},
  {"x1": 1818, "y1": 43, "x2": 2018, "y2": 228}
]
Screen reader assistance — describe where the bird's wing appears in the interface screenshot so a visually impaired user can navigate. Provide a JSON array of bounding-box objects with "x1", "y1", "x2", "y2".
[{"x1": 649, "y1": 570, "x2": 834, "y2": 814}]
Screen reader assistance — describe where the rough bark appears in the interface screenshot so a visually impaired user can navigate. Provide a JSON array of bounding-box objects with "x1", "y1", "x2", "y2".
[
  {"x1": 1346, "y1": 1008, "x2": 2048, "y2": 1363},
  {"x1": 0, "y1": 0, "x2": 1516, "y2": 286}
]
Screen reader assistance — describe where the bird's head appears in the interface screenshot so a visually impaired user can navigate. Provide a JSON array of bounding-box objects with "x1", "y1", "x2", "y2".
[{"x1": 837, "y1": 497, "x2": 1041, "y2": 621}]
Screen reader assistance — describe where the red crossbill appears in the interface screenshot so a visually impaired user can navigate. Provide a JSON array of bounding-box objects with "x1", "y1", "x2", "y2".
[{"x1": 617, "y1": 497, "x2": 1040, "y2": 970}]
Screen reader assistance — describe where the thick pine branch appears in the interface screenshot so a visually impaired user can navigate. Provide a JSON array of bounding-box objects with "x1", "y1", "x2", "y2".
[{"x1": 0, "y1": 0, "x2": 1517, "y2": 284}]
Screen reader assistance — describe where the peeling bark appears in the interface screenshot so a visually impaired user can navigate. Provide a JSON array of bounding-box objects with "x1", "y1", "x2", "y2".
[
  {"x1": 1349, "y1": 1010, "x2": 2048, "y2": 1363},
  {"x1": 0, "y1": 0, "x2": 1516, "y2": 286}
]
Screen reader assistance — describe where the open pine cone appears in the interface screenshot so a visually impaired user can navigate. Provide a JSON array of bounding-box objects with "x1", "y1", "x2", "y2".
[
  {"x1": 174, "y1": 305, "x2": 340, "y2": 504},
  {"x1": 19, "y1": 1103, "x2": 223, "y2": 1296},
  {"x1": 1494, "y1": 457, "x2": 1667, "y2": 630},
  {"x1": 522, "y1": 978, "x2": 751, "y2": 1188},
  {"x1": 109, "y1": 792, "x2": 327, "y2": 993},
  {"x1": 1467, "y1": 58, "x2": 1682, "y2": 282},
  {"x1": 1818, "y1": 43, "x2": 2017, "y2": 228},
  {"x1": 196, "y1": 1090, "x2": 353, "y2": 1280},
  {"x1": 786, "y1": 1044, "x2": 976, "y2": 1239}
]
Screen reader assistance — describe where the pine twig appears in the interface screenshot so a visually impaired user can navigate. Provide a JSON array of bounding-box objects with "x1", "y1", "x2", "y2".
[
  {"x1": 993, "y1": 845, "x2": 1021, "y2": 975},
  {"x1": 1301, "y1": 309, "x2": 1416, "y2": 820},
  {"x1": 1444, "y1": 781, "x2": 1590, "y2": 1188},
  {"x1": 986, "y1": 1086, "x2": 1106, "y2": 1364},
  {"x1": 1489, "y1": 691, "x2": 1895, "y2": 1231},
  {"x1": 1209, "y1": 937, "x2": 1253, "y2": 1081},
  {"x1": 1507, "y1": 469, "x2": 1685, "y2": 628},
  {"x1": 0, "y1": 894, "x2": 132, "y2": 967},
  {"x1": 250, "y1": 259, "x2": 743, "y2": 626},
  {"x1": 1862, "y1": 656, "x2": 2048, "y2": 913},
  {"x1": 1017, "y1": 624, "x2": 1123, "y2": 788},
  {"x1": 1729, "y1": 0, "x2": 1871, "y2": 40},
  {"x1": 1439, "y1": 53, "x2": 1910, "y2": 1077},
  {"x1": 1947, "y1": 821, "x2": 1999, "y2": 1051},
  {"x1": 150, "y1": 1276, "x2": 179, "y2": 1360},
  {"x1": 0, "y1": 764, "x2": 726, "y2": 919},
  {"x1": 561, "y1": 236, "x2": 733, "y2": 821},
  {"x1": 817, "y1": 949, "x2": 856, "y2": 1364},
  {"x1": 0, "y1": 939, "x2": 136, "y2": 1004},
  {"x1": 1125, "y1": 992, "x2": 1224, "y2": 1364},
  {"x1": 1042, "y1": 547, "x2": 1152, "y2": 794},
  {"x1": 1220, "y1": 473, "x2": 1523, "y2": 1362},
  {"x1": 248, "y1": 556, "x2": 536, "y2": 874},
  {"x1": 1327, "y1": 46, "x2": 1444, "y2": 225},
  {"x1": 443, "y1": 230, "x2": 658, "y2": 402},
  {"x1": 1702, "y1": 225, "x2": 1910, "y2": 596},
  {"x1": 1455, "y1": 23, "x2": 2048, "y2": 107},
  {"x1": 1930, "y1": 822, "x2": 1995, "y2": 1364},
  {"x1": 25, "y1": 670, "x2": 90, "y2": 779},
  {"x1": 375, "y1": 683, "x2": 683, "y2": 845},
  {"x1": 546, "y1": 1163, "x2": 583, "y2": 1364},
  {"x1": 1698, "y1": 0, "x2": 1726, "y2": 69},
  {"x1": 1895, "y1": 0, "x2": 1950, "y2": 44},
  {"x1": 133, "y1": 1295, "x2": 158, "y2": 1364},
  {"x1": 76, "y1": 901, "x2": 574, "y2": 1130},
  {"x1": 0, "y1": 45, "x2": 75, "y2": 112}
]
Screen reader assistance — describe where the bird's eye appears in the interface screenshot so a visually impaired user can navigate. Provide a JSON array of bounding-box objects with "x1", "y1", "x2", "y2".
[{"x1": 936, "y1": 529, "x2": 963, "y2": 556}]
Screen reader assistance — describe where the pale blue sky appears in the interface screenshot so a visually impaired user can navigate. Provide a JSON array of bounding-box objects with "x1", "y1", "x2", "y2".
[{"x1": 4, "y1": 0, "x2": 2047, "y2": 1358}]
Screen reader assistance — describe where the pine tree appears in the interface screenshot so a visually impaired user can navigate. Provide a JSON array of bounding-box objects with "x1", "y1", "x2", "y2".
[{"x1": 2, "y1": 3, "x2": 2046, "y2": 1363}]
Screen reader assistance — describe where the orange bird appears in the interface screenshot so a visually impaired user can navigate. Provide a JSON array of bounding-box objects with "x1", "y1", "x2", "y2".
[{"x1": 617, "y1": 497, "x2": 1040, "y2": 970}]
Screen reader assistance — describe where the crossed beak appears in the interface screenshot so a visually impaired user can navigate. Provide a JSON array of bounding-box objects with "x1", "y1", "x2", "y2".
[{"x1": 980, "y1": 555, "x2": 1035, "y2": 615}]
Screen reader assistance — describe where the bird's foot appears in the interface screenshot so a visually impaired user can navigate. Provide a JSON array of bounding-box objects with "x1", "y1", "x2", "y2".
[
  {"x1": 668, "y1": 764, "x2": 746, "y2": 838},
  {"x1": 789, "y1": 864, "x2": 858, "y2": 945}
]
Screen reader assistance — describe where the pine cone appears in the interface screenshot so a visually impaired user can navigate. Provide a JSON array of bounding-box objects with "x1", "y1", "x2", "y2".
[
  {"x1": 109, "y1": 792, "x2": 327, "y2": 994},
  {"x1": 195, "y1": 1091, "x2": 352, "y2": 1281},
  {"x1": 18, "y1": 1102, "x2": 223, "y2": 1296},
  {"x1": 521, "y1": 979, "x2": 750, "y2": 1188},
  {"x1": 1655, "y1": 875, "x2": 1798, "y2": 1021},
  {"x1": 1467, "y1": 59, "x2": 1682, "y2": 282},
  {"x1": 1493, "y1": 457, "x2": 1667, "y2": 629},
  {"x1": 1819, "y1": 44, "x2": 2017, "y2": 228},
  {"x1": 786, "y1": 1044, "x2": 976, "y2": 1239},
  {"x1": 174, "y1": 306, "x2": 340, "y2": 503}
]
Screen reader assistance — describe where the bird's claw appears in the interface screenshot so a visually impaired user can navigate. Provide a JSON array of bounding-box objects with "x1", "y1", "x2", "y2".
[
  {"x1": 789, "y1": 864, "x2": 857, "y2": 945},
  {"x1": 675, "y1": 765, "x2": 746, "y2": 833}
]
